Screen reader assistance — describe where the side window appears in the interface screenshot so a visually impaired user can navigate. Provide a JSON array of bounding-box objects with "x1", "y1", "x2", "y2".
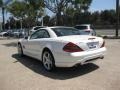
[
  {"x1": 30, "y1": 29, "x2": 50, "y2": 39},
  {"x1": 30, "y1": 31, "x2": 39, "y2": 39},
  {"x1": 41, "y1": 29, "x2": 50, "y2": 38},
  {"x1": 30, "y1": 30, "x2": 44, "y2": 39}
]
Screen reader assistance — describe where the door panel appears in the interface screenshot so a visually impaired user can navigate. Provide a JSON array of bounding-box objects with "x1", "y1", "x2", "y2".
[{"x1": 24, "y1": 29, "x2": 50, "y2": 60}]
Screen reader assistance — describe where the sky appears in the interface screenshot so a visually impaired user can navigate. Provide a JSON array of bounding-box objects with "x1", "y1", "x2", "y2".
[
  {"x1": 47, "y1": 0, "x2": 117, "y2": 16},
  {"x1": 0, "y1": 0, "x2": 118, "y2": 22},
  {"x1": 90, "y1": 0, "x2": 116, "y2": 12}
]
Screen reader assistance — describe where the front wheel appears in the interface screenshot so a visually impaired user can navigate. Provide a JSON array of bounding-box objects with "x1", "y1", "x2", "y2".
[{"x1": 42, "y1": 51, "x2": 55, "y2": 71}]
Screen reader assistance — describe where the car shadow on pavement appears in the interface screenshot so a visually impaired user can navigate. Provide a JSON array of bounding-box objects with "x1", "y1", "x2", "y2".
[
  {"x1": 12, "y1": 54, "x2": 99, "y2": 80},
  {"x1": 2, "y1": 42, "x2": 17, "y2": 47}
]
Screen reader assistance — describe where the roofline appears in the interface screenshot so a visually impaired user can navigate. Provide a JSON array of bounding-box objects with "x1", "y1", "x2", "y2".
[
  {"x1": 46, "y1": 26, "x2": 73, "y2": 28},
  {"x1": 75, "y1": 24, "x2": 91, "y2": 26}
]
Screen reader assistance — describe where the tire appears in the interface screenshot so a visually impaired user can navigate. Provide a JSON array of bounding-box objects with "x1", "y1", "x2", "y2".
[
  {"x1": 42, "y1": 50, "x2": 55, "y2": 71},
  {"x1": 18, "y1": 43, "x2": 24, "y2": 56}
]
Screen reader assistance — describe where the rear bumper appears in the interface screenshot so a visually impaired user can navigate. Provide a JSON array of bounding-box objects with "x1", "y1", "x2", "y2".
[{"x1": 55, "y1": 47, "x2": 106, "y2": 67}]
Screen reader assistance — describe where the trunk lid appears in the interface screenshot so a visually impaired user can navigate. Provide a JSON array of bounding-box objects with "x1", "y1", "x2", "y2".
[{"x1": 56, "y1": 35, "x2": 103, "y2": 51}]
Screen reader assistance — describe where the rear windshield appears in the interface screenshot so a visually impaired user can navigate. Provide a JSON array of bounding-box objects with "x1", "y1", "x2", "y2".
[
  {"x1": 74, "y1": 26, "x2": 87, "y2": 30},
  {"x1": 79, "y1": 30, "x2": 91, "y2": 35},
  {"x1": 52, "y1": 28, "x2": 80, "y2": 37}
]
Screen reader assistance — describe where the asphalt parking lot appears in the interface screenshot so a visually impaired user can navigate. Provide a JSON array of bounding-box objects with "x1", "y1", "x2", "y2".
[{"x1": 0, "y1": 38, "x2": 120, "y2": 90}]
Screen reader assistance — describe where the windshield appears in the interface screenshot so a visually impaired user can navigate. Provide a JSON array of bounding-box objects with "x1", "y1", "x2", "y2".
[{"x1": 52, "y1": 28, "x2": 80, "y2": 37}]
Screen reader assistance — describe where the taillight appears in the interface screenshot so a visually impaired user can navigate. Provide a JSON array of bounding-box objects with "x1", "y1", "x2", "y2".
[
  {"x1": 101, "y1": 40, "x2": 105, "y2": 48},
  {"x1": 63, "y1": 42, "x2": 84, "y2": 52}
]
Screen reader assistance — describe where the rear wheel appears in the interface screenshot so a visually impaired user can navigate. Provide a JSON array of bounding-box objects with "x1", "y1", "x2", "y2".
[
  {"x1": 42, "y1": 50, "x2": 55, "y2": 71},
  {"x1": 18, "y1": 43, "x2": 24, "y2": 56}
]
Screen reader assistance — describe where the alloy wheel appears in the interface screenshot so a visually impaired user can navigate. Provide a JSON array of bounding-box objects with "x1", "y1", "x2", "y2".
[{"x1": 42, "y1": 51, "x2": 54, "y2": 71}]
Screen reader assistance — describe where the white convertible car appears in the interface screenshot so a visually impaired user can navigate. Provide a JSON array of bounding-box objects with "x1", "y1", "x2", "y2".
[{"x1": 18, "y1": 26, "x2": 106, "y2": 71}]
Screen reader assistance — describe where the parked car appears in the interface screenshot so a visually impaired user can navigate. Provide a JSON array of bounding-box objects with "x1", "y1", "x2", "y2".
[
  {"x1": 30, "y1": 26, "x2": 47, "y2": 35},
  {"x1": 0, "y1": 31, "x2": 7, "y2": 37},
  {"x1": 13, "y1": 29, "x2": 25, "y2": 38},
  {"x1": 74, "y1": 24, "x2": 96, "y2": 36},
  {"x1": 18, "y1": 26, "x2": 106, "y2": 71},
  {"x1": 0, "y1": 30, "x2": 13, "y2": 37}
]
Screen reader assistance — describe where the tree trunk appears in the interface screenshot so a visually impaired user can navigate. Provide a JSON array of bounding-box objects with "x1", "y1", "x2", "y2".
[
  {"x1": 2, "y1": 7, "x2": 5, "y2": 30},
  {"x1": 56, "y1": 7, "x2": 63, "y2": 26},
  {"x1": 116, "y1": 0, "x2": 119, "y2": 37},
  {"x1": 56, "y1": 12, "x2": 62, "y2": 25}
]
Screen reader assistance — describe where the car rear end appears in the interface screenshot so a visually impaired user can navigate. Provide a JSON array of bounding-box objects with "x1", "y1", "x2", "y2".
[
  {"x1": 54, "y1": 35, "x2": 106, "y2": 67},
  {"x1": 74, "y1": 24, "x2": 96, "y2": 36}
]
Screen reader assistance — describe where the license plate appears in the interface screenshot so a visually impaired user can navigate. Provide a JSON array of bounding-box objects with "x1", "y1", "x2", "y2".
[{"x1": 87, "y1": 42, "x2": 99, "y2": 49}]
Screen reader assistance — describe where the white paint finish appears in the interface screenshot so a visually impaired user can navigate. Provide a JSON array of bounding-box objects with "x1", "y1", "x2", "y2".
[{"x1": 19, "y1": 27, "x2": 106, "y2": 67}]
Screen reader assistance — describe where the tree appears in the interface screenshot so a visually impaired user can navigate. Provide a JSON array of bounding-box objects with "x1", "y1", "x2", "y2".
[
  {"x1": 0, "y1": 0, "x2": 13, "y2": 30},
  {"x1": 43, "y1": 15, "x2": 50, "y2": 26},
  {"x1": 44, "y1": 0, "x2": 92, "y2": 25},
  {"x1": 116, "y1": 0, "x2": 119, "y2": 37},
  {"x1": 0, "y1": 0, "x2": 2, "y2": 6},
  {"x1": 0, "y1": 0, "x2": 4, "y2": 30},
  {"x1": 64, "y1": 6, "x2": 75, "y2": 25},
  {"x1": 25, "y1": 0, "x2": 44, "y2": 23},
  {"x1": 44, "y1": 0, "x2": 70, "y2": 25},
  {"x1": 7, "y1": 1, "x2": 28, "y2": 29},
  {"x1": 7, "y1": 0, "x2": 45, "y2": 28},
  {"x1": 90, "y1": 11, "x2": 101, "y2": 25},
  {"x1": 0, "y1": 0, "x2": 3, "y2": 23},
  {"x1": 72, "y1": 0, "x2": 92, "y2": 12},
  {"x1": 7, "y1": 1, "x2": 27, "y2": 19},
  {"x1": 101, "y1": 10, "x2": 116, "y2": 25}
]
